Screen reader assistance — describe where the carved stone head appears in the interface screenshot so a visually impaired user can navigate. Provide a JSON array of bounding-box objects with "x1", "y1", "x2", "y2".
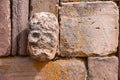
[{"x1": 28, "y1": 12, "x2": 59, "y2": 61}]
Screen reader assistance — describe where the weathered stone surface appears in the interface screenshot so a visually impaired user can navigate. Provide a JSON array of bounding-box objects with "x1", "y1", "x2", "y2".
[
  {"x1": 36, "y1": 59, "x2": 87, "y2": 80},
  {"x1": 60, "y1": 1, "x2": 119, "y2": 57},
  {"x1": 0, "y1": 57, "x2": 37, "y2": 80},
  {"x1": 30, "y1": 0, "x2": 58, "y2": 17},
  {"x1": 0, "y1": 0, "x2": 11, "y2": 56},
  {"x1": 28, "y1": 12, "x2": 59, "y2": 61},
  {"x1": 88, "y1": 56, "x2": 118, "y2": 80},
  {"x1": 12, "y1": 0, "x2": 29, "y2": 55},
  {"x1": 0, "y1": 57, "x2": 86, "y2": 80}
]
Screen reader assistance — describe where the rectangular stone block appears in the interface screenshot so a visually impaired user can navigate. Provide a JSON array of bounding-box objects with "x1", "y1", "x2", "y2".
[
  {"x1": 0, "y1": 57, "x2": 37, "y2": 80},
  {"x1": 0, "y1": 0, "x2": 11, "y2": 56},
  {"x1": 60, "y1": 1, "x2": 119, "y2": 57},
  {"x1": 0, "y1": 57, "x2": 87, "y2": 80},
  {"x1": 30, "y1": 0, "x2": 58, "y2": 17},
  {"x1": 88, "y1": 56, "x2": 118, "y2": 80},
  {"x1": 12, "y1": 0, "x2": 29, "y2": 55}
]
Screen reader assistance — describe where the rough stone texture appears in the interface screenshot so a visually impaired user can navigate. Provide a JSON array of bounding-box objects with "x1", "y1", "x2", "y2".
[
  {"x1": 88, "y1": 56, "x2": 118, "y2": 80},
  {"x1": 0, "y1": 0, "x2": 11, "y2": 56},
  {"x1": 0, "y1": 57, "x2": 86, "y2": 80},
  {"x1": 30, "y1": 0, "x2": 58, "y2": 17},
  {"x1": 28, "y1": 12, "x2": 59, "y2": 61},
  {"x1": 12, "y1": 0, "x2": 29, "y2": 55},
  {"x1": 36, "y1": 59, "x2": 87, "y2": 80},
  {"x1": 0, "y1": 57, "x2": 37, "y2": 80},
  {"x1": 60, "y1": 1, "x2": 119, "y2": 57}
]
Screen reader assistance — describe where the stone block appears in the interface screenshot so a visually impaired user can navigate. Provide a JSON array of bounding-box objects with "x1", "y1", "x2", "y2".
[
  {"x1": 30, "y1": 0, "x2": 58, "y2": 17},
  {"x1": 12, "y1": 0, "x2": 29, "y2": 55},
  {"x1": 60, "y1": 1, "x2": 119, "y2": 57},
  {"x1": 88, "y1": 56, "x2": 118, "y2": 80},
  {"x1": 35, "y1": 59, "x2": 87, "y2": 80},
  {"x1": 0, "y1": 57, "x2": 37, "y2": 80},
  {"x1": 0, "y1": 57, "x2": 87, "y2": 80},
  {"x1": 0, "y1": 0, "x2": 11, "y2": 56}
]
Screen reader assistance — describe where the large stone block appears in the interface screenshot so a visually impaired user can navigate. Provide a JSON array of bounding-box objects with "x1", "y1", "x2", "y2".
[
  {"x1": 28, "y1": 12, "x2": 59, "y2": 61},
  {"x1": 88, "y1": 56, "x2": 118, "y2": 80},
  {"x1": 30, "y1": 0, "x2": 58, "y2": 16},
  {"x1": 12, "y1": 0, "x2": 29, "y2": 55},
  {"x1": 0, "y1": 57, "x2": 87, "y2": 80},
  {"x1": 60, "y1": 1, "x2": 119, "y2": 57},
  {"x1": 35, "y1": 59, "x2": 87, "y2": 80},
  {"x1": 0, "y1": 0, "x2": 11, "y2": 56}
]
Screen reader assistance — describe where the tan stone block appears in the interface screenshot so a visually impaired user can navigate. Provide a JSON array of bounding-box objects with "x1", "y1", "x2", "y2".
[
  {"x1": 35, "y1": 59, "x2": 87, "y2": 80},
  {"x1": 0, "y1": 57, "x2": 87, "y2": 80},
  {"x1": 60, "y1": 1, "x2": 119, "y2": 57},
  {"x1": 88, "y1": 56, "x2": 118, "y2": 80}
]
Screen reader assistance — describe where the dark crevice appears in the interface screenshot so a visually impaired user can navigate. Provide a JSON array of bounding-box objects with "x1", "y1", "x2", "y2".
[
  {"x1": 85, "y1": 57, "x2": 89, "y2": 80},
  {"x1": 29, "y1": 0, "x2": 31, "y2": 19},
  {"x1": 10, "y1": 0, "x2": 13, "y2": 56},
  {"x1": 58, "y1": 0, "x2": 61, "y2": 56},
  {"x1": 17, "y1": 0, "x2": 20, "y2": 55},
  {"x1": 118, "y1": 1, "x2": 120, "y2": 80}
]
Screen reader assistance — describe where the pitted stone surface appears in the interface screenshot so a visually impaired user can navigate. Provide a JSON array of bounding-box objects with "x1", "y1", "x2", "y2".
[
  {"x1": 60, "y1": 1, "x2": 119, "y2": 57},
  {"x1": 88, "y1": 56, "x2": 118, "y2": 80},
  {"x1": 28, "y1": 12, "x2": 59, "y2": 61}
]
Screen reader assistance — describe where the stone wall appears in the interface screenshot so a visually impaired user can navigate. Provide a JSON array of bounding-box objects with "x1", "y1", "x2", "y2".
[{"x1": 0, "y1": 0, "x2": 119, "y2": 80}]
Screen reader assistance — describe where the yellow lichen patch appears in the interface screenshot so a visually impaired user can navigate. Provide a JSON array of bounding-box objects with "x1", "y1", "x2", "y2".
[
  {"x1": 72, "y1": 51, "x2": 87, "y2": 57},
  {"x1": 0, "y1": 64, "x2": 9, "y2": 70},
  {"x1": 34, "y1": 60, "x2": 70, "y2": 80},
  {"x1": 32, "y1": 60, "x2": 49, "y2": 71},
  {"x1": 0, "y1": 57, "x2": 11, "y2": 60}
]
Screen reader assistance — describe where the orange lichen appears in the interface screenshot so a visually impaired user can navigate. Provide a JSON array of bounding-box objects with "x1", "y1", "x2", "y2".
[
  {"x1": 32, "y1": 60, "x2": 49, "y2": 71},
  {"x1": 72, "y1": 51, "x2": 87, "y2": 57},
  {"x1": 0, "y1": 64, "x2": 9, "y2": 70},
  {"x1": 0, "y1": 57, "x2": 11, "y2": 60},
  {"x1": 33, "y1": 60, "x2": 74, "y2": 80}
]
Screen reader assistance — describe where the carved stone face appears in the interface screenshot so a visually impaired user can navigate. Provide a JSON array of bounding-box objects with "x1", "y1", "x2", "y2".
[{"x1": 28, "y1": 12, "x2": 59, "y2": 61}]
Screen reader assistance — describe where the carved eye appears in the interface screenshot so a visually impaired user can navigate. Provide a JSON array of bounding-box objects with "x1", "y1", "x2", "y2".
[
  {"x1": 37, "y1": 22, "x2": 41, "y2": 25},
  {"x1": 32, "y1": 32, "x2": 40, "y2": 38},
  {"x1": 33, "y1": 22, "x2": 36, "y2": 24}
]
